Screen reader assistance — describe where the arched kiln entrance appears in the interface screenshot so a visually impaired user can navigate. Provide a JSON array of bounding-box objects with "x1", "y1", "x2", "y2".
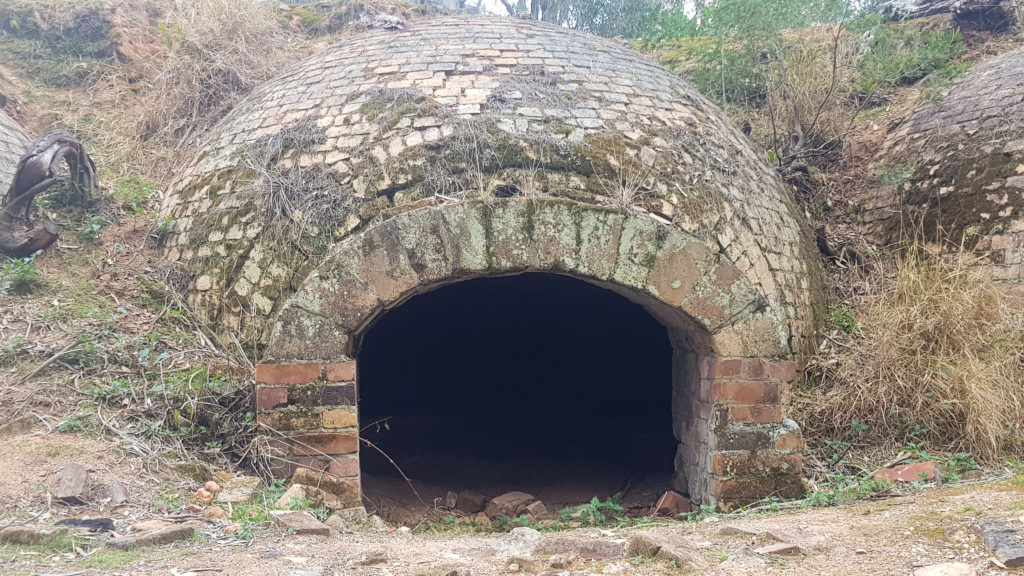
[{"x1": 256, "y1": 199, "x2": 804, "y2": 510}]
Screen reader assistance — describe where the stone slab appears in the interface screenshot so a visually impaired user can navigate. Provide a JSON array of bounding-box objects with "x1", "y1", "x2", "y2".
[
  {"x1": 107, "y1": 520, "x2": 204, "y2": 550},
  {"x1": 275, "y1": 512, "x2": 331, "y2": 536},
  {"x1": 973, "y1": 520, "x2": 1024, "y2": 567}
]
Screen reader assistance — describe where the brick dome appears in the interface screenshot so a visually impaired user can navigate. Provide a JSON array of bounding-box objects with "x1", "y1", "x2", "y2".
[
  {"x1": 866, "y1": 47, "x2": 1024, "y2": 289},
  {"x1": 160, "y1": 16, "x2": 822, "y2": 354}
]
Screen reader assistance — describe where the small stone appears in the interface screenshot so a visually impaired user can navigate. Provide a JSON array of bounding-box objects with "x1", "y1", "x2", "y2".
[
  {"x1": 458, "y1": 490, "x2": 487, "y2": 514},
  {"x1": 493, "y1": 527, "x2": 543, "y2": 558},
  {"x1": 525, "y1": 500, "x2": 548, "y2": 519},
  {"x1": 356, "y1": 549, "x2": 390, "y2": 566},
  {"x1": 195, "y1": 488, "x2": 213, "y2": 504},
  {"x1": 130, "y1": 519, "x2": 173, "y2": 532},
  {"x1": 653, "y1": 491, "x2": 690, "y2": 517},
  {"x1": 186, "y1": 504, "x2": 203, "y2": 513},
  {"x1": 223, "y1": 523, "x2": 242, "y2": 535},
  {"x1": 275, "y1": 512, "x2": 330, "y2": 536},
  {"x1": 53, "y1": 464, "x2": 89, "y2": 504},
  {"x1": 366, "y1": 515, "x2": 388, "y2": 531},
  {"x1": 204, "y1": 481, "x2": 222, "y2": 494},
  {"x1": 0, "y1": 526, "x2": 67, "y2": 545},
  {"x1": 291, "y1": 468, "x2": 357, "y2": 506},
  {"x1": 754, "y1": 543, "x2": 801, "y2": 555},
  {"x1": 720, "y1": 525, "x2": 762, "y2": 537},
  {"x1": 324, "y1": 506, "x2": 368, "y2": 533},
  {"x1": 276, "y1": 484, "x2": 318, "y2": 509},
  {"x1": 485, "y1": 492, "x2": 535, "y2": 519},
  {"x1": 913, "y1": 563, "x2": 976, "y2": 576},
  {"x1": 626, "y1": 533, "x2": 705, "y2": 569},
  {"x1": 204, "y1": 506, "x2": 227, "y2": 520},
  {"x1": 507, "y1": 563, "x2": 520, "y2": 573},
  {"x1": 216, "y1": 476, "x2": 263, "y2": 503},
  {"x1": 98, "y1": 480, "x2": 128, "y2": 505},
  {"x1": 108, "y1": 520, "x2": 203, "y2": 549},
  {"x1": 875, "y1": 461, "x2": 944, "y2": 483},
  {"x1": 549, "y1": 554, "x2": 572, "y2": 569}
]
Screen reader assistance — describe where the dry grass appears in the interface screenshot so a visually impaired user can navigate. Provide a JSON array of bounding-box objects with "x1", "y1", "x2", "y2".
[
  {"x1": 133, "y1": 0, "x2": 306, "y2": 149},
  {"x1": 798, "y1": 246, "x2": 1024, "y2": 460}
]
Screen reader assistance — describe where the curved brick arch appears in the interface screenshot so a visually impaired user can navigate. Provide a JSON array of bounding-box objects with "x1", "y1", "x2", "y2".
[{"x1": 257, "y1": 198, "x2": 804, "y2": 508}]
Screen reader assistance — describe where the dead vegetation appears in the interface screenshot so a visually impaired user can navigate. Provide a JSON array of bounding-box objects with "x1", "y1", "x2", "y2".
[{"x1": 797, "y1": 245, "x2": 1024, "y2": 461}]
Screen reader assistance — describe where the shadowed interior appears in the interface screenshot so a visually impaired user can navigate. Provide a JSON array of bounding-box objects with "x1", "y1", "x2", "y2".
[{"x1": 357, "y1": 273, "x2": 680, "y2": 512}]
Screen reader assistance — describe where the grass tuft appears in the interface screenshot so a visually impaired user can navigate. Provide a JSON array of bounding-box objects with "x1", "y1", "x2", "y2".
[{"x1": 799, "y1": 245, "x2": 1024, "y2": 460}]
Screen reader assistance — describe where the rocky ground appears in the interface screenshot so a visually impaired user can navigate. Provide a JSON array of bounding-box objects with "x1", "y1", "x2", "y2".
[{"x1": 1, "y1": 427, "x2": 1023, "y2": 576}]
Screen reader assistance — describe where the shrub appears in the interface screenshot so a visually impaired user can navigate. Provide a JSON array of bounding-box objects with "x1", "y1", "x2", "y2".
[
  {"x1": 857, "y1": 17, "x2": 964, "y2": 92},
  {"x1": 0, "y1": 255, "x2": 43, "y2": 295},
  {"x1": 798, "y1": 247, "x2": 1024, "y2": 460}
]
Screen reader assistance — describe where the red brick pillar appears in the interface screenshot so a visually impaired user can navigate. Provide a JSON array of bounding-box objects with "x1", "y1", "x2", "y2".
[
  {"x1": 255, "y1": 361, "x2": 360, "y2": 506},
  {"x1": 703, "y1": 357, "x2": 804, "y2": 510}
]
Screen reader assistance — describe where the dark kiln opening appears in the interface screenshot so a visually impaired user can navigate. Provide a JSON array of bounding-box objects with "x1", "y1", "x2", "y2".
[{"x1": 357, "y1": 273, "x2": 679, "y2": 516}]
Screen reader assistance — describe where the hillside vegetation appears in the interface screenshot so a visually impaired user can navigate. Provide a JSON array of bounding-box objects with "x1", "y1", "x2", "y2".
[{"x1": 0, "y1": 0, "x2": 1022, "y2": 507}]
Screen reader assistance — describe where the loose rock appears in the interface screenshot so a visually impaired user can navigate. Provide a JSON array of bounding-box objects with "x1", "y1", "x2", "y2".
[
  {"x1": 485, "y1": 492, "x2": 535, "y2": 519},
  {"x1": 216, "y1": 476, "x2": 263, "y2": 504},
  {"x1": 493, "y1": 527, "x2": 543, "y2": 558},
  {"x1": 525, "y1": 500, "x2": 548, "y2": 519},
  {"x1": 108, "y1": 520, "x2": 204, "y2": 549},
  {"x1": 53, "y1": 463, "x2": 89, "y2": 504},
  {"x1": 653, "y1": 491, "x2": 690, "y2": 517},
  {"x1": 875, "y1": 461, "x2": 944, "y2": 483},
  {"x1": 366, "y1": 514, "x2": 388, "y2": 531},
  {"x1": 129, "y1": 519, "x2": 173, "y2": 532},
  {"x1": 324, "y1": 507, "x2": 369, "y2": 533},
  {"x1": 458, "y1": 491, "x2": 487, "y2": 514},
  {"x1": 0, "y1": 526, "x2": 67, "y2": 545},
  {"x1": 755, "y1": 542, "x2": 802, "y2": 555},
  {"x1": 99, "y1": 480, "x2": 128, "y2": 505},
  {"x1": 356, "y1": 549, "x2": 390, "y2": 566},
  {"x1": 914, "y1": 563, "x2": 976, "y2": 576},
  {"x1": 625, "y1": 533, "x2": 703, "y2": 570},
  {"x1": 973, "y1": 520, "x2": 1024, "y2": 567},
  {"x1": 275, "y1": 512, "x2": 330, "y2": 536},
  {"x1": 204, "y1": 506, "x2": 228, "y2": 520}
]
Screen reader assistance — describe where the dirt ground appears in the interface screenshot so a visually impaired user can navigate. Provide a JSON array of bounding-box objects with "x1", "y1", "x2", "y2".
[{"x1": 1, "y1": 427, "x2": 1023, "y2": 576}]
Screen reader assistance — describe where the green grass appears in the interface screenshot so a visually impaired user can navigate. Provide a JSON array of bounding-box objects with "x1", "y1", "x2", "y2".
[{"x1": 41, "y1": 281, "x2": 115, "y2": 321}]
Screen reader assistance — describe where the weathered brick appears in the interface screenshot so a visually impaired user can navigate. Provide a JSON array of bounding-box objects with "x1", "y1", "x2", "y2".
[
  {"x1": 256, "y1": 387, "x2": 289, "y2": 411},
  {"x1": 322, "y1": 384, "x2": 356, "y2": 405},
  {"x1": 774, "y1": 431, "x2": 804, "y2": 451},
  {"x1": 766, "y1": 361, "x2": 798, "y2": 382},
  {"x1": 716, "y1": 427, "x2": 772, "y2": 451},
  {"x1": 288, "y1": 383, "x2": 326, "y2": 407},
  {"x1": 710, "y1": 475, "x2": 805, "y2": 501},
  {"x1": 258, "y1": 410, "x2": 320, "y2": 432},
  {"x1": 326, "y1": 362, "x2": 356, "y2": 382},
  {"x1": 322, "y1": 408, "x2": 358, "y2": 429},
  {"x1": 328, "y1": 456, "x2": 360, "y2": 478},
  {"x1": 712, "y1": 453, "x2": 803, "y2": 477},
  {"x1": 284, "y1": 433, "x2": 359, "y2": 456},
  {"x1": 713, "y1": 380, "x2": 780, "y2": 404},
  {"x1": 256, "y1": 363, "x2": 321, "y2": 386},
  {"x1": 874, "y1": 461, "x2": 943, "y2": 483},
  {"x1": 728, "y1": 404, "x2": 783, "y2": 424}
]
